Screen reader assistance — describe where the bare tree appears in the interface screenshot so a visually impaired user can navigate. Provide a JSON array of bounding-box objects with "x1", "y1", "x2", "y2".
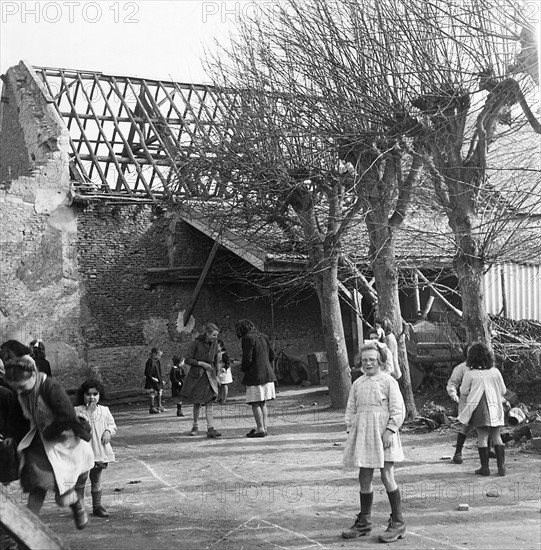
[
  {"x1": 197, "y1": 0, "x2": 429, "y2": 413},
  {"x1": 363, "y1": 0, "x2": 540, "y2": 347}
]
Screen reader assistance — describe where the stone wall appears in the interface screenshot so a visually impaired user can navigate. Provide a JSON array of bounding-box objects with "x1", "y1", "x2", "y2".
[{"x1": 0, "y1": 61, "x2": 87, "y2": 388}]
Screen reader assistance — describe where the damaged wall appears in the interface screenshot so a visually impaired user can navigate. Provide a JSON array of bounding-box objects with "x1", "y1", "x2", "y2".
[
  {"x1": 0, "y1": 61, "x2": 86, "y2": 388},
  {"x1": 0, "y1": 61, "x2": 326, "y2": 391}
]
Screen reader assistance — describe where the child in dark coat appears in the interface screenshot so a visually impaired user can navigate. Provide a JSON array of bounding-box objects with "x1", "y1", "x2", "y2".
[
  {"x1": 144, "y1": 348, "x2": 164, "y2": 414},
  {"x1": 170, "y1": 356, "x2": 187, "y2": 417}
]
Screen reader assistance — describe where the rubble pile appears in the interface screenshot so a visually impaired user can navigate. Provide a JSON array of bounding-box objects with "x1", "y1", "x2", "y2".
[{"x1": 490, "y1": 315, "x2": 541, "y2": 342}]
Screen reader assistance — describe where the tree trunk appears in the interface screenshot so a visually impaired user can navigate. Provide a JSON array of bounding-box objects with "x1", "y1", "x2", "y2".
[
  {"x1": 313, "y1": 261, "x2": 352, "y2": 409},
  {"x1": 448, "y1": 199, "x2": 493, "y2": 351},
  {"x1": 453, "y1": 248, "x2": 492, "y2": 349},
  {"x1": 370, "y1": 221, "x2": 418, "y2": 419}
]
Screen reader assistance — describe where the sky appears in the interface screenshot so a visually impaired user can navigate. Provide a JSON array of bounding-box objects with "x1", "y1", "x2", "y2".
[{"x1": 0, "y1": 0, "x2": 254, "y2": 83}]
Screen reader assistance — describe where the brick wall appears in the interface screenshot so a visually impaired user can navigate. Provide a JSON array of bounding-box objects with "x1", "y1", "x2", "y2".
[{"x1": 76, "y1": 201, "x2": 326, "y2": 393}]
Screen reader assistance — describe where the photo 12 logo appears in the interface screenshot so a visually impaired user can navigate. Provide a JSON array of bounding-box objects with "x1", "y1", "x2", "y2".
[
  {"x1": 201, "y1": 1, "x2": 284, "y2": 24},
  {"x1": 1, "y1": 2, "x2": 139, "y2": 24}
]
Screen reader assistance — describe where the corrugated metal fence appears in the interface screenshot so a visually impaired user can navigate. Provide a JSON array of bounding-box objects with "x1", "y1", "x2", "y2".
[{"x1": 483, "y1": 263, "x2": 541, "y2": 321}]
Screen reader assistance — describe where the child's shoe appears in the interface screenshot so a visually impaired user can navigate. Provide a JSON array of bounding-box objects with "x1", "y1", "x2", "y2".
[
  {"x1": 93, "y1": 505, "x2": 110, "y2": 518},
  {"x1": 176, "y1": 404, "x2": 185, "y2": 417},
  {"x1": 378, "y1": 515, "x2": 406, "y2": 543},
  {"x1": 452, "y1": 452, "x2": 463, "y2": 464},
  {"x1": 207, "y1": 427, "x2": 222, "y2": 438},
  {"x1": 189, "y1": 426, "x2": 198, "y2": 436},
  {"x1": 149, "y1": 407, "x2": 160, "y2": 414},
  {"x1": 91, "y1": 491, "x2": 110, "y2": 518},
  {"x1": 341, "y1": 513, "x2": 372, "y2": 538},
  {"x1": 70, "y1": 498, "x2": 88, "y2": 530}
]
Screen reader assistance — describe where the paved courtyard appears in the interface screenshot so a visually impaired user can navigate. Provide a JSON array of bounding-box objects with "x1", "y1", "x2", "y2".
[{"x1": 6, "y1": 386, "x2": 540, "y2": 550}]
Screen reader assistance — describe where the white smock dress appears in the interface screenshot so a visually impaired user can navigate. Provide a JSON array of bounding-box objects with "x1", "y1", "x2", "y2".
[{"x1": 343, "y1": 372, "x2": 405, "y2": 469}]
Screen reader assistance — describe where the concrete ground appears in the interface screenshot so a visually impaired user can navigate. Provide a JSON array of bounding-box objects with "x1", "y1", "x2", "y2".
[{"x1": 8, "y1": 386, "x2": 540, "y2": 550}]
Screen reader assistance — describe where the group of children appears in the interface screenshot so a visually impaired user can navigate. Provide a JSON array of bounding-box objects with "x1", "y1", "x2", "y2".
[
  {"x1": 144, "y1": 340, "x2": 233, "y2": 421},
  {"x1": 342, "y1": 338, "x2": 509, "y2": 543},
  {"x1": 0, "y1": 340, "x2": 117, "y2": 532},
  {"x1": 1, "y1": 331, "x2": 510, "y2": 545}
]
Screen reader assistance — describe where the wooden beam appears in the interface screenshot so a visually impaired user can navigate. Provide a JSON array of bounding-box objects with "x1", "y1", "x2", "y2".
[
  {"x1": 183, "y1": 239, "x2": 221, "y2": 325},
  {"x1": 415, "y1": 269, "x2": 463, "y2": 317},
  {"x1": 421, "y1": 295, "x2": 435, "y2": 320},
  {"x1": 412, "y1": 270, "x2": 421, "y2": 317},
  {"x1": 0, "y1": 485, "x2": 68, "y2": 549},
  {"x1": 177, "y1": 210, "x2": 267, "y2": 271}
]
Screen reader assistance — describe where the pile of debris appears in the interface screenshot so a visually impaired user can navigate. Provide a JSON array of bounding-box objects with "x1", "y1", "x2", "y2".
[{"x1": 490, "y1": 315, "x2": 541, "y2": 343}]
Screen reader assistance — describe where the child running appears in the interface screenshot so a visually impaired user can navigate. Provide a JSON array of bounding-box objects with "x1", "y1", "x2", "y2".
[
  {"x1": 342, "y1": 341, "x2": 406, "y2": 543},
  {"x1": 74, "y1": 378, "x2": 117, "y2": 518},
  {"x1": 4, "y1": 355, "x2": 94, "y2": 529}
]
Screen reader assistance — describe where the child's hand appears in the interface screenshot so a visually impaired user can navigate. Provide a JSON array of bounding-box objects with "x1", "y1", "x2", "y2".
[
  {"x1": 101, "y1": 430, "x2": 111, "y2": 445},
  {"x1": 86, "y1": 402, "x2": 97, "y2": 414},
  {"x1": 451, "y1": 394, "x2": 460, "y2": 403},
  {"x1": 382, "y1": 430, "x2": 394, "y2": 449}
]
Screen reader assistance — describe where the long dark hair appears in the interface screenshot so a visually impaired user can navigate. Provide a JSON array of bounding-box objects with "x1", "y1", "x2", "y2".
[
  {"x1": 235, "y1": 319, "x2": 256, "y2": 339},
  {"x1": 29, "y1": 339, "x2": 46, "y2": 359},
  {"x1": 466, "y1": 343, "x2": 493, "y2": 370}
]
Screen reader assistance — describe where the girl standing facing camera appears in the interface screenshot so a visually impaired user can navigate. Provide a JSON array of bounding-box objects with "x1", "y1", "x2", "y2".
[
  {"x1": 74, "y1": 379, "x2": 117, "y2": 518},
  {"x1": 342, "y1": 341, "x2": 406, "y2": 543}
]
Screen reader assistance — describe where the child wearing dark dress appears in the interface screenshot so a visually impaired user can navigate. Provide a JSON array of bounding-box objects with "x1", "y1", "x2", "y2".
[
  {"x1": 170, "y1": 355, "x2": 187, "y2": 417},
  {"x1": 144, "y1": 347, "x2": 164, "y2": 414}
]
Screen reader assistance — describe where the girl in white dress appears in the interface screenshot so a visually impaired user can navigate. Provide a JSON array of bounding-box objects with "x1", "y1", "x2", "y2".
[
  {"x1": 342, "y1": 342, "x2": 406, "y2": 543},
  {"x1": 74, "y1": 379, "x2": 117, "y2": 518}
]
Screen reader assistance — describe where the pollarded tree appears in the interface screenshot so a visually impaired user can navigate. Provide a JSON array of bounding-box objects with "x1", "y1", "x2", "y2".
[
  {"x1": 362, "y1": 0, "x2": 541, "y2": 347},
  {"x1": 199, "y1": 0, "x2": 426, "y2": 415}
]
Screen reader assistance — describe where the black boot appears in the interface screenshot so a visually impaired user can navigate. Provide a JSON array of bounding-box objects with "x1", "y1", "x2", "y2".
[
  {"x1": 92, "y1": 490, "x2": 110, "y2": 517},
  {"x1": 70, "y1": 497, "x2": 88, "y2": 530},
  {"x1": 378, "y1": 489, "x2": 406, "y2": 543},
  {"x1": 453, "y1": 433, "x2": 467, "y2": 464},
  {"x1": 157, "y1": 394, "x2": 166, "y2": 412},
  {"x1": 475, "y1": 447, "x2": 490, "y2": 476},
  {"x1": 176, "y1": 403, "x2": 185, "y2": 417},
  {"x1": 494, "y1": 445, "x2": 506, "y2": 476},
  {"x1": 149, "y1": 396, "x2": 159, "y2": 414},
  {"x1": 341, "y1": 492, "x2": 373, "y2": 539}
]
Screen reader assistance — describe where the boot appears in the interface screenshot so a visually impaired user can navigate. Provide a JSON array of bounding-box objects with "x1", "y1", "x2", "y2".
[
  {"x1": 149, "y1": 396, "x2": 159, "y2": 414},
  {"x1": 157, "y1": 394, "x2": 166, "y2": 412},
  {"x1": 176, "y1": 403, "x2": 185, "y2": 417},
  {"x1": 70, "y1": 497, "x2": 88, "y2": 530},
  {"x1": 341, "y1": 492, "x2": 373, "y2": 539},
  {"x1": 92, "y1": 490, "x2": 110, "y2": 518},
  {"x1": 206, "y1": 427, "x2": 222, "y2": 438},
  {"x1": 475, "y1": 447, "x2": 490, "y2": 476},
  {"x1": 378, "y1": 489, "x2": 406, "y2": 543},
  {"x1": 494, "y1": 445, "x2": 506, "y2": 476},
  {"x1": 453, "y1": 432, "x2": 467, "y2": 464}
]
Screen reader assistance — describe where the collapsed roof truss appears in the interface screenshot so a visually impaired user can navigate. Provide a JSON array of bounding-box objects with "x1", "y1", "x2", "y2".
[{"x1": 35, "y1": 66, "x2": 236, "y2": 199}]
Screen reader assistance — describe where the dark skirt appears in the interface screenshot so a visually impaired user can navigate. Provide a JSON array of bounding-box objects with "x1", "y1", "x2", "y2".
[
  {"x1": 470, "y1": 393, "x2": 491, "y2": 428},
  {"x1": 20, "y1": 433, "x2": 55, "y2": 493},
  {"x1": 180, "y1": 368, "x2": 216, "y2": 405}
]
